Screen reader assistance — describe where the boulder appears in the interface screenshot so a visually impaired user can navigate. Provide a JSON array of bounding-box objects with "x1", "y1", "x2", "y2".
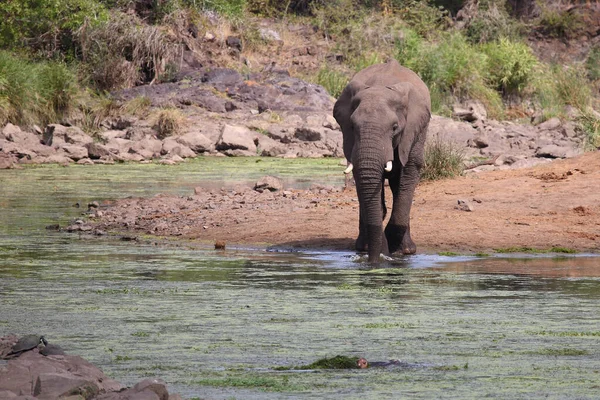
[
  {"x1": 216, "y1": 125, "x2": 257, "y2": 153},
  {"x1": 161, "y1": 138, "x2": 196, "y2": 158},
  {"x1": 0, "y1": 152, "x2": 18, "y2": 169},
  {"x1": 33, "y1": 372, "x2": 99, "y2": 400},
  {"x1": 176, "y1": 131, "x2": 213, "y2": 153},
  {"x1": 257, "y1": 134, "x2": 287, "y2": 157},
  {"x1": 537, "y1": 117, "x2": 562, "y2": 131},
  {"x1": 61, "y1": 145, "x2": 88, "y2": 161},
  {"x1": 105, "y1": 138, "x2": 133, "y2": 155},
  {"x1": 535, "y1": 145, "x2": 582, "y2": 159},
  {"x1": 129, "y1": 137, "x2": 163, "y2": 159},
  {"x1": 99, "y1": 130, "x2": 128, "y2": 142},
  {"x1": 86, "y1": 143, "x2": 112, "y2": 160},
  {"x1": 43, "y1": 125, "x2": 93, "y2": 148}
]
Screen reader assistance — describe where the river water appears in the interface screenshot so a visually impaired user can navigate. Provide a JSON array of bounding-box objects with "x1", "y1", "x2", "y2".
[{"x1": 1, "y1": 158, "x2": 599, "y2": 399}]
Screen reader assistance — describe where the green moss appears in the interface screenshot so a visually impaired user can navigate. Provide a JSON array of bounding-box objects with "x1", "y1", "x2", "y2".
[
  {"x1": 494, "y1": 247, "x2": 577, "y2": 254},
  {"x1": 438, "y1": 251, "x2": 460, "y2": 257},
  {"x1": 474, "y1": 252, "x2": 490, "y2": 257},
  {"x1": 275, "y1": 355, "x2": 362, "y2": 370},
  {"x1": 529, "y1": 348, "x2": 589, "y2": 356},
  {"x1": 194, "y1": 375, "x2": 307, "y2": 392}
]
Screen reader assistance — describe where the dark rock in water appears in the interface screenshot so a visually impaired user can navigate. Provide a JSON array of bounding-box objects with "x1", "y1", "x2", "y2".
[{"x1": 45, "y1": 224, "x2": 60, "y2": 231}]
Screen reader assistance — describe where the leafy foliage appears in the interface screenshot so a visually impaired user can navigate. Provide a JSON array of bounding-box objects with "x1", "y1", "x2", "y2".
[
  {"x1": 465, "y1": 2, "x2": 524, "y2": 44},
  {"x1": 482, "y1": 38, "x2": 538, "y2": 96},
  {"x1": 0, "y1": 0, "x2": 108, "y2": 54},
  {"x1": 0, "y1": 51, "x2": 77, "y2": 125},
  {"x1": 315, "y1": 65, "x2": 349, "y2": 98}
]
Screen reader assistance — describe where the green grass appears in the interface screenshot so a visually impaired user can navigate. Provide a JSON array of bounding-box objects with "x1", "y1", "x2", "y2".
[
  {"x1": 438, "y1": 251, "x2": 460, "y2": 257},
  {"x1": 0, "y1": 51, "x2": 77, "y2": 126},
  {"x1": 421, "y1": 135, "x2": 465, "y2": 181},
  {"x1": 494, "y1": 246, "x2": 577, "y2": 254},
  {"x1": 315, "y1": 65, "x2": 348, "y2": 98}
]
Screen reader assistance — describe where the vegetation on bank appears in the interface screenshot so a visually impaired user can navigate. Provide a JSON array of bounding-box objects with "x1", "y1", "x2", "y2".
[{"x1": 0, "y1": 0, "x2": 599, "y2": 148}]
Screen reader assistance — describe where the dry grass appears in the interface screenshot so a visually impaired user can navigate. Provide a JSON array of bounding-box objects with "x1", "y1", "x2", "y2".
[{"x1": 152, "y1": 107, "x2": 186, "y2": 138}]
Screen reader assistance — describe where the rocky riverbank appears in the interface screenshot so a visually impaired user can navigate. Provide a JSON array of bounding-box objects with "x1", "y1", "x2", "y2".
[
  {"x1": 0, "y1": 67, "x2": 588, "y2": 171},
  {"x1": 0, "y1": 335, "x2": 181, "y2": 400}
]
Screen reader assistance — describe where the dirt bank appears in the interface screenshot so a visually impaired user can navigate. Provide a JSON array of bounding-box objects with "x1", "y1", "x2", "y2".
[{"x1": 83, "y1": 152, "x2": 600, "y2": 255}]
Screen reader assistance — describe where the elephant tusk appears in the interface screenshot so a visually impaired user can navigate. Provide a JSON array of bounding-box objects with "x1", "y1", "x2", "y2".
[
  {"x1": 384, "y1": 161, "x2": 393, "y2": 172},
  {"x1": 343, "y1": 163, "x2": 353, "y2": 174}
]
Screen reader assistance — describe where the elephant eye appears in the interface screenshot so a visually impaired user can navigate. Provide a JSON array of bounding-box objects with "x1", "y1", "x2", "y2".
[{"x1": 392, "y1": 123, "x2": 399, "y2": 133}]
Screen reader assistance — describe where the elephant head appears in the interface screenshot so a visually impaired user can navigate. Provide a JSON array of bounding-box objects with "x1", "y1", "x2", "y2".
[{"x1": 334, "y1": 61, "x2": 431, "y2": 262}]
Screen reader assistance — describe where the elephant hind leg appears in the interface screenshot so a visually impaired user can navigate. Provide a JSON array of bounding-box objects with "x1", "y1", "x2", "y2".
[{"x1": 385, "y1": 225, "x2": 416, "y2": 254}]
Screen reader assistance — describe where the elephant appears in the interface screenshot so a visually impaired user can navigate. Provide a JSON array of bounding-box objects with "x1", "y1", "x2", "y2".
[{"x1": 333, "y1": 60, "x2": 431, "y2": 262}]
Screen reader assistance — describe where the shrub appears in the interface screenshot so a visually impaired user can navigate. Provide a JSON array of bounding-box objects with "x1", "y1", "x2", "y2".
[
  {"x1": 0, "y1": 51, "x2": 77, "y2": 125},
  {"x1": 315, "y1": 65, "x2": 349, "y2": 98},
  {"x1": 577, "y1": 111, "x2": 600, "y2": 150},
  {"x1": 0, "y1": 0, "x2": 108, "y2": 54},
  {"x1": 482, "y1": 38, "x2": 538, "y2": 96},
  {"x1": 421, "y1": 134, "x2": 465, "y2": 181},
  {"x1": 154, "y1": 108, "x2": 185, "y2": 138},
  {"x1": 465, "y1": 2, "x2": 524, "y2": 44},
  {"x1": 553, "y1": 65, "x2": 591, "y2": 110},
  {"x1": 586, "y1": 45, "x2": 600, "y2": 81},
  {"x1": 537, "y1": 8, "x2": 583, "y2": 38},
  {"x1": 76, "y1": 12, "x2": 177, "y2": 90}
]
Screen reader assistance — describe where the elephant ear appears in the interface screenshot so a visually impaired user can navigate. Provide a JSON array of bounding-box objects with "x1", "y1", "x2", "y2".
[
  {"x1": 334, "y1": 80, "x2": 369, "y2": 162},
  {"x1": 387, "y1": 82, "x2": 431, "y2": 167}
]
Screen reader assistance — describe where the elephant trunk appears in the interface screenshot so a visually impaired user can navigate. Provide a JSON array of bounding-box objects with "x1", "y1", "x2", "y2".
[{"x1": 353, "y1": 136, "x2": 389, "y2": 262}]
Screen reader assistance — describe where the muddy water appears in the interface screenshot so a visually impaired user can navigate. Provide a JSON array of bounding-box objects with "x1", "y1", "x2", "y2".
[{"x1": 1, "y1": 159, "x2": 600, "y2": 399}]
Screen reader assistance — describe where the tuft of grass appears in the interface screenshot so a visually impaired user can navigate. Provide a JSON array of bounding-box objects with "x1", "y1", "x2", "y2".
[
  {"x1": 421, "y1": 135, "x2": 465, "y2": 181},
  {"x1": 586, "y1": 45, "x2": 600, "y2": 81},
  {"x1": 474, "y1": 252, "x2": 490, "y2": 257},
  {"x1": 153, "y1": 108, "x2": 185, "y2": 138},
  {"x1": 315, "y1": 65, "x2": 348, "y2": 98},
  {"x1": 123, "y1": 96, "x2": 152, "y2": 117},
  {"x1": 537, "y1": 8, "x2": 583, "y2": 39},
  {"x1": 577, "y1": 111, "x2": 600, "y2": 150}
]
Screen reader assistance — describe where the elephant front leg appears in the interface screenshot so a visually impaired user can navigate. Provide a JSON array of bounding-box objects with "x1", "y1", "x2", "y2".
[
  {"x1": 385, "y1": 162, "x2": 420, "y2": 255},
  {"x1": 356, "y1": 200, "x2": 390, "y2": 256}
]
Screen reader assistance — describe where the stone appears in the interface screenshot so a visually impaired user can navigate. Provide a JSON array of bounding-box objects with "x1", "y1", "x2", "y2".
[
  {"x1": 254, "y1": 176, "x2": 283, "y2": 192},
  {"x1": 535, "y1": 145, "x2": 581, "y2": 159},
  {"x1": 61, "y1": 145, "x2": 88, "y2": 161},
  {"x1": 456, "y1": 199, "x2": 474, "y2": 212},
  {"x1": 161, "y1": 138, "x2": 196, "y2": 158},
  {"x1": 99, "y1": 130, "x2": 127, "y2": 142},
  {"x1": 176, "y1": 131, "x2": 213, "y2": 153},
  {"x1": 132, "y1": 379, "x2": 169, "y2": 400},
  {"x1": 2, "y1": 123, "x2": 23, "y2": 140},
  {"x1": 130, "y1": 137, "x2": 163, "y2": 158},
  {"x1": 86, "y1": 143, "x2": 112, "y2": 160},
  {"x1": 537, "y1": 117, "x2": 562, "y2": 131},
  {"x1": 0, "y1": 152, "x2": 18, "y2": 169},
  {"x1": 225, "y1": 36, "x2": 242, "y2": 51},
  {"x1": 33, "y1": 372, "x2": 99, "y2": 400},
  {"x1": 216, "y1": 125, "x2": 257, "y2": 153},
  {"x1": 105, "y1": 138, "x2": 133, "y2": 155}
]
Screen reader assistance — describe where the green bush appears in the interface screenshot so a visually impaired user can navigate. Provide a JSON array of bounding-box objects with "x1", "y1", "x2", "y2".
[
  {"x1": 482, "y1": 38, "x2": 538, "y2": 96},
  {"x1": 0, "y1": 51, "x2": 77, "y2": 125},
  {"x1": 421, "y1": 135, "x2": 465, "y2": 181},
  {"x1": 586, "y1": 45, "x2": 600, "y2": 81},
  {"x1": 537, "y1": 8, "x2": 583, "y2": 38},
  {"x1": 315, "y1": 65, "x2": 349, "y2": 98},
  {"x1": 0, "y1": 0, "x2": 108, "y2": 53},
  {"x1": 554, "y1": 65, "x2": 591, "y2": 110}
]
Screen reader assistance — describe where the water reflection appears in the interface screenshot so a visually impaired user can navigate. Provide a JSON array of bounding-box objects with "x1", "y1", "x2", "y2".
[{"x1": 1, "y1": 162, "x2": 600, "y2": 399}]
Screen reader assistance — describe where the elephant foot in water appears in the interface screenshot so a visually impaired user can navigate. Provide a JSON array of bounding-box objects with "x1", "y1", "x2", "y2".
[{"x1": 385, "y1": 225, "x2": 416, "y2": 255}]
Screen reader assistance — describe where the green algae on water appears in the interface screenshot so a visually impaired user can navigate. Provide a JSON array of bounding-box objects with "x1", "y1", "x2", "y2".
[{"x1": 274, "y1": 355, "x2": 362, "y2": 370}]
